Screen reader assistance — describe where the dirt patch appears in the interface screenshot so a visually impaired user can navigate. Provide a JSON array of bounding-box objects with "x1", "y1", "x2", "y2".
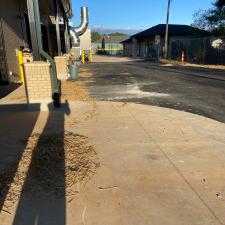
[
  {"x1": 120, "y1": 69, "x2": 131, "y2": 75},
  {"x1": 79, "y1": 71, "x2": 93, "y2": 78},
  {"x1": 0, "y1": 132, "x2": 100, "y2": 211},
  {"x1": 79, "y1": 68, "x2": 93, "y2": 78},
  {"x1": 161, "y1": 63, "x2": 174, "y2": 67},
  {"x1": 160, "y1": 59, "x2": 225, "y2": 70},
  {"x1": 61, "y1": 80, "x2": 97, "y2": 120}
]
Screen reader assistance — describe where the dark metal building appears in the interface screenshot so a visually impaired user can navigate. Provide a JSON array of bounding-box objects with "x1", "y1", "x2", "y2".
[
  {"x1": 0, "y1": 0, "x2": 72, "y2": 83},
  {"x1": 122, "y1": 24, "x2": 209, "y2": 59}
]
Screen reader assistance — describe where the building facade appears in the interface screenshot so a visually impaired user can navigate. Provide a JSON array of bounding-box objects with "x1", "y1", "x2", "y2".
[
  {"x1": 0, "y1": 0, "x2": 72, "y2": 83},
  {"x1": 122, "y1": 24, "x2": 209, "y2": 59}
]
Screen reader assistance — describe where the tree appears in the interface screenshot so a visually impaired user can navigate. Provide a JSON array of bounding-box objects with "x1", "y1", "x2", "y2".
[
  {"x1": 91, "y1": 32, "x2": 102, "y2": 42},
  {"x1": 108, "y1": 32, "x2": 128, "y2": 36},
  {"x1": 192, "y1": 0, "x2": 225, "y2": 35},
  {"x1": 192, "y1": 9, "x2": 212, "y2": 31}
]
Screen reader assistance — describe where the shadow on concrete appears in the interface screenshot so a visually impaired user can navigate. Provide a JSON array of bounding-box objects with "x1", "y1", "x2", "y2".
[
  {"x1": 0, "y1": 103, "x2": 40, "y2": 212},
  {"x1": 0, "y1": 83, "x2": 21, "y2": 99},
  {"x1": 12, "y1": 101, "x2": 70, "y2": 225}
]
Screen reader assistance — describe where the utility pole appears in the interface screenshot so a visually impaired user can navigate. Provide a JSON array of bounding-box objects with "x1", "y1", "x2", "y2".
[{"x1": 164, "y1": 0, "x2": 171, "y2": 59}]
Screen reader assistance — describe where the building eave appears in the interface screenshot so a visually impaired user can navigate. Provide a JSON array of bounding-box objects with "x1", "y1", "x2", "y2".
[{"x1": 61, "y1": 0, "x2": 73, "y2": 18}]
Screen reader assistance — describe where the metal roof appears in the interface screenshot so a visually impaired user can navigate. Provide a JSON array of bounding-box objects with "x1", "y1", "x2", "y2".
[
  {"x1": 132, "y1": 24, "x2": 210, "y2": 38},
  {"x1": 121, "y1": 24, "x2": 210, "y2": 43}
]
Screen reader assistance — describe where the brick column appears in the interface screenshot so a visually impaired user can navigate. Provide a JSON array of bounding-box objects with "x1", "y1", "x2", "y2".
[
  {"x1": 54, "y1": 56, "x2": 68, "y2": 80},
  {"x1": 23, "y1": 62, "x2": 53, "y2": 103}
]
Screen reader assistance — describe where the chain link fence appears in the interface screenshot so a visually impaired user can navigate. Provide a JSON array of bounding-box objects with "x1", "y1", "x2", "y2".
[
  {"x1": 169, "y1": 36, "x2": 225, "y2": 65},
  {"x1": 92, "y1": 43, "x2": 123, "y2": 56}
]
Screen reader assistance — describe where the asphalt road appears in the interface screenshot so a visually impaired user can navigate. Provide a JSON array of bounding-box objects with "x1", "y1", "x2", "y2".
[{"x1": 82, "y1": 60, "x2": 225, "y2": 123}]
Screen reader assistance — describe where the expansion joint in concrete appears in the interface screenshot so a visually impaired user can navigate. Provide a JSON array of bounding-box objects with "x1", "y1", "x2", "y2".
[{"x1": 126, "y1": 106, "x2": 223, "y2": 225}]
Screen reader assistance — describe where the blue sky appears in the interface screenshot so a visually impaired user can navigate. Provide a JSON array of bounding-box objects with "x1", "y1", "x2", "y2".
[{"x1": 71, "y1": 0, "x2": 214, "y2": 34}]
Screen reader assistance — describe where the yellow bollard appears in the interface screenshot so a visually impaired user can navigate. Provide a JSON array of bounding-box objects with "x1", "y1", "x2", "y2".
[
  {"x1": 18, "y1": 51, "x2": 25, "y2": 85},
  {"x1": 81, "y1": 50, "x2": 85, "y2": 64},
  {"x1": 89, "y1": 50, "x2": 93, "y2": 63}
]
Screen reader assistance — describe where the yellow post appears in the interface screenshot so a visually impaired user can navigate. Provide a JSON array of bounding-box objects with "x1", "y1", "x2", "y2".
[
  {"x1": 81, "y1": 50, "x2": 85, "y2": 64},
  {"x1": 89, "y1": 50, "x2": 93, "y2": 63},
  {"x1": 18, "y1": 51, "x2": 25, "y2": 85}
]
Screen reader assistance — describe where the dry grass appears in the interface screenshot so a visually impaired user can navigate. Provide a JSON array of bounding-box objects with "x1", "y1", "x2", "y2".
[
  {"x1": 79, "y1": 68, "x2": 93, "y2": 78},
  {"x1": 160, "y1": 59, "x2": 225, "y2": 70},
  {"x1": 61, "y1": 75, "x2": 97, "y2": 120},
  {"x1": 79, "y1": 72, "x2": 93, "y2": 78},
  {"x1": 119, "y1": 69, "x2": 131, "y2": 75},
  {"x1": 0, "y1": 132, "x2": 100, "y2": 211}
]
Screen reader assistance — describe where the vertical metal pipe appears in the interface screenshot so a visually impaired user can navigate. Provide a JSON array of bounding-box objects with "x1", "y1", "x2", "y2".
[
  {"x1": 33, "y1": 0, "x2": 59, "y2": 96},
  {"x1": 64, "y1": 17, "x2": 70, "y2": 52},
  {"x1": 27, "y1": 0, "x2": 40, "y2": 60},
  {"x1": 55, "y1": 1, "x2": 62, "y2": 55}
]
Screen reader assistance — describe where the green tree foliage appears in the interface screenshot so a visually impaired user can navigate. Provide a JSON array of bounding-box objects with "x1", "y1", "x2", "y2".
[
  {"x1": 192, "y1": 0, "x2": 225, "y2": 35},
  {"x1": 108, "y1": 32, "x2": 128, "y2": 36},
  {"x1": 192, "y1": 9, "x2": 212, "y2": 30},
  {"x1": 91, "y1": 32, "x2": 102, "y2": 42}
]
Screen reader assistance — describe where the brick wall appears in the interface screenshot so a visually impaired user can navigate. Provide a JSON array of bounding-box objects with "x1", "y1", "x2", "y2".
[
  {"x1": 54, "y1": 56, "x2": 68, "y2": 80},
  {"x1": 23, "y1": 62, "x2": 53, "y2": 102}
]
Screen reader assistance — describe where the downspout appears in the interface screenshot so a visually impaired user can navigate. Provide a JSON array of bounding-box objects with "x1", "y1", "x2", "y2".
[
  {"x1": 33, "y1": 0, "x2": 60, "y2": 104},
  {"x1": 70, "y1": 7, "x2": 89, "y2": 47}
]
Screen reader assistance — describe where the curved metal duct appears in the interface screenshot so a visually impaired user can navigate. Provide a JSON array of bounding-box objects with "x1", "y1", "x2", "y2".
[
  {"x1": 75, "y1": 7, "x2": 89, "y2": 36},
  {"x1": 69, "y1": 29, "x2": 80, "y2": 47},
  {"x1": 70, "y1": 7, "x2": 89, "y2": 47}
]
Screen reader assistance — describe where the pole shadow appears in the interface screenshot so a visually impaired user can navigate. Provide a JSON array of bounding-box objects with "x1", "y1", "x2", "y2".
[
  {"x1": 12, "y1": 101, "x2": 70, "y2": 225},
  {"x1": 0, "y1": 103, "x2": 40, "y2": 212}
]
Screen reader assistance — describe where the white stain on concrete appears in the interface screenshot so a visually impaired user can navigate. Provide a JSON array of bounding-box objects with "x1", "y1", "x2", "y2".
[{"x1": 107, "y1": 84, "x2": 169, "y2": 100}]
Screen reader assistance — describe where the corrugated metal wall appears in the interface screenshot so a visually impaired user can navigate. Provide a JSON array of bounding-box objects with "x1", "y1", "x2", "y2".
[
  {"x1": 0, "y1": 19, "x2": 8, "y2": 83},
  {"x1": 0, "y1": 0, "x2": 27, "y2": 82}
]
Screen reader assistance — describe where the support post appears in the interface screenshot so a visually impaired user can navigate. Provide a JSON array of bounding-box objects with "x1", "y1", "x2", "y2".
[
  {"x1": 182, "y1": 50, "x2": 184, "y2": 65},
  {"x1": 55, "y1": 2, "x2": 62, "y2": 55},
  {"x1": 33, "y1": 0, "x2": 59, "y2": 99},
  {"x1": 27, "y1": 0, "x2": 40, "y2": 60},
  {"x1": 64, "y1": 17, "x2": 70, "y2": 53},
  {"x1": 89, "y1": 50, "x2": 92, "y2": 62},
  {"x1": 18, "y1": 51, "x2": 25, "y2": 85},
  {"x1": 81, "y1": 50, "x2": 85, "y2": 64}
]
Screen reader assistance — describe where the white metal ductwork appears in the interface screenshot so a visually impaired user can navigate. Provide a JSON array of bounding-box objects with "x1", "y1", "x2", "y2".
[{"x1": 70, "y1": 7, "x2": 89, "y2": 47}]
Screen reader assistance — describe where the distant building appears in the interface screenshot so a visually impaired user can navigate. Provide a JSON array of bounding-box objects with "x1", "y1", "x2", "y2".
[
  {"x1": 0, "y1": 0, "x2": 72, "y2": 83},
  {"x1": 122, "y1": 24, "x2": 209, "y2": 59},
  {"x1": 92, "y1": 35, "x2": 128, "y2": 56}
]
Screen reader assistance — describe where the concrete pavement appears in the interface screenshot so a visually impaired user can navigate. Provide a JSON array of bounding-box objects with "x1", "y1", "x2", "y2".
[
  {"x1": 1, "y1": 56, "x2": 225, "y2": 224},
  {"x1": 83, "y1": 57, "x2": 225, "y2": 123},
  {"x1": 0, "y1": 99, "x2": 225, "y2": 224}
]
